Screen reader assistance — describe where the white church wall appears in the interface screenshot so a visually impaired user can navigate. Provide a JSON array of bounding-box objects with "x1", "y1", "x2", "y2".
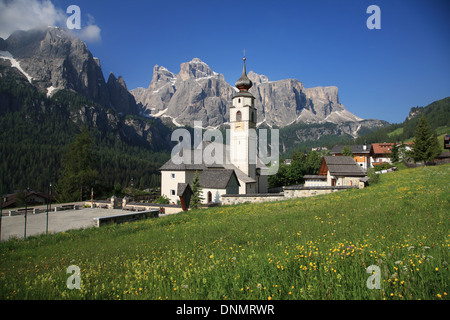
[{"x1": 161, "y1": 170, "x2": 186, "y2": 204}]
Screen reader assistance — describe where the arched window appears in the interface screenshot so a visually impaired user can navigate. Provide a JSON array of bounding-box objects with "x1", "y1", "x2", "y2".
[
  {"x1": 236, "y1": 111, "x2": 242, "y2": 122},
  {"x1": 251, "y1": 111, "x2": 254, "y2": 123},
  {"x1": 207, "y1": 191, "x2": 212, "y2": 203}
]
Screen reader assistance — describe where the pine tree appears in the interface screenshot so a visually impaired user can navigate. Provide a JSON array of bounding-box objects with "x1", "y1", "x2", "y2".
[
  {"x1": 412, "y1": 116, "x2": 440, "y2": 163},
  {"x1": 429, "y1": 132, "x2": 442, "y2": 161},
  {"x1": 390, "y1": 144, "x2": 399, "y2": 163},
  {"x1": 56, "y1": 126, "x2": 98, "y2": 202},
  {"x1": 190, "y1": 171, "x2": 203, "y2": 209}
]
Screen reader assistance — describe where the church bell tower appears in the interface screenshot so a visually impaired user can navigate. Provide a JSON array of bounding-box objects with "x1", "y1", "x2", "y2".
[{"x1": 230, "y1": 57, "x2": 257, "y2": 179}]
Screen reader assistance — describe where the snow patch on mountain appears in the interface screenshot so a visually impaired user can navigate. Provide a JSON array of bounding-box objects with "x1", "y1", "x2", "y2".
[{"x1": 0, "y1": 51, "x2": 34, "y2": 83}]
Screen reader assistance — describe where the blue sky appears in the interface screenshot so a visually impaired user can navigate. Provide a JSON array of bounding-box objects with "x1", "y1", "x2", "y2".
[{"x1": 3, "y1": 0, "x2": 450, "y2": 124}]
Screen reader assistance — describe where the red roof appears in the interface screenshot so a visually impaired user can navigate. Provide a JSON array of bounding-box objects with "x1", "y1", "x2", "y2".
[{"x1": 372, "y1": 143, "x2": 394, "y2": 155}]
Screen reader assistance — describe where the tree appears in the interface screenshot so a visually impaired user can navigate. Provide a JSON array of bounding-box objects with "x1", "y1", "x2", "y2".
[
  {"x1": 390, "y1": 144, "x2": 399, "y2": 163},
  {"x1": 190, "y1": 171, "x2": 203, "y2": 209},
  {"x1": 56, "y1": 126, "x2": 98, "y2": 202},
  {"x1": 429, "y1": 132, "x2": 442, "y2": 161},
  {"x1": 305, "y1": 151, "x2": 322, "y2": 174},
  {"x1": 268, "y1": 151, "x2": 323, "y2": 188},
  {"x1": 342, "y1": 146, "x2": 353, "y2": 157},
  {"x1": 412, "y1": 116, "x2": 441, "y2": 163}
]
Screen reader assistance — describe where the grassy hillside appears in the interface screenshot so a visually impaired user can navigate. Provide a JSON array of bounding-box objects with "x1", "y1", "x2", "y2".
[
  {"x1": 356, "y1": 96, "x2": 450, "y2": 145},
  {"x1": 1, "y1": 164, "x2": 449, "y2": 300}
]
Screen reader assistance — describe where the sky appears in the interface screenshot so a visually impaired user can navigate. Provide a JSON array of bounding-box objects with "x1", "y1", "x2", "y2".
[{"x1": 1, "y1": 0, "x2": 449, "y2": 124}]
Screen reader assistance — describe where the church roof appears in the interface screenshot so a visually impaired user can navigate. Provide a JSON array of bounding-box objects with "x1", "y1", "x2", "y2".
[
  {"x1": 159, "y1": 141, "x2": 263, "y2": 184},
  {"x1": 235, "y1": 57, "x2": 253, "y2": 91},
  {"x1": 199, "y1": 169, "x2": 240, "y2": 189}
]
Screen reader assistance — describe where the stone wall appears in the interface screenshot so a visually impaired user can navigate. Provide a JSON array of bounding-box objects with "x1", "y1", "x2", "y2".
[
  {"x1": 221, "y1": 185, "x2": 357, "y2": 205},
  {"x1": 283, "y1": 185, "x2": 357, "y2": 198},
  {"x1": 221, "y1": 193, "x2": 285, "y2": 206}
]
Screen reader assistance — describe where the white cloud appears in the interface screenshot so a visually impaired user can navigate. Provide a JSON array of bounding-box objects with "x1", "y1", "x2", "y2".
[
  {"x1": 74, "y1": 24, "x2": 102, "y2": 43},
  {"x1": 0, "y1": 0, "x2": 65, "y2": 38},
  {"x1": 0, "y1": 0, "x2": 101, "y2": 43}
]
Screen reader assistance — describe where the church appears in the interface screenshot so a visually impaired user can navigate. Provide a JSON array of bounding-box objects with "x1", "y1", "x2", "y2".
[{"x1": 160, "y1": 58, "x2": 269, "y2": 204}]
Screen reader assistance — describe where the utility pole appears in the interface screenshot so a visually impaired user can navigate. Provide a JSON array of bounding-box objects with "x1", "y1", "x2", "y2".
[
  {"x1": 0, "y1": 149, "x2": 3, "y2": 240},
  {"x1": 24, "y1": 188, "x2": 29, "y2": 239},
  {"x1": 46, "y1": 182, "x2": 51, "y2": 235},
  {"x1": 0, "y1": 174, "x2": 3, "y2": 241}
]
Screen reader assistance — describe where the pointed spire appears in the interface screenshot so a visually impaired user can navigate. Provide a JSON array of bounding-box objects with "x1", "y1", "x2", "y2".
[{"x1": 235, "y1": 56, "x2": 252, "y2": 91}]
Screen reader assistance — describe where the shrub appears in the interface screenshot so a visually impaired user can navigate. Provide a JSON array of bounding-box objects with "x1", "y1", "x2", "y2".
[
  {"x1": 155, "y1": 195, "x2": 170, "y2": 204},
  {"x1": 373, "y1": 163, "x2": 393, "y2": 171},
  {"x1": 367, "y1": 168, "x2": 379, "y2": 184}
]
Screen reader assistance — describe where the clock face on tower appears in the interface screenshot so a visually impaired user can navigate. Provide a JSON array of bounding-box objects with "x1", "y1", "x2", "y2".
[{"x1": 234, "y1": 121, "x2": 244, "y2": 132}]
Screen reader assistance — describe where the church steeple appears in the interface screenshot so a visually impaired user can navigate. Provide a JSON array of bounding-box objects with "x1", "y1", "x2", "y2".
[
  {"x1": 235, "y1": 57, "x2": 253, "y2": 91},
  {"x1": 230, "y1": 56, "x2": 257, "y2": 181}
]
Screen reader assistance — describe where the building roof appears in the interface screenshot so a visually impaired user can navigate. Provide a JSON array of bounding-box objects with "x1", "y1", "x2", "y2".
[
  {"x1": 1, "y1": 190, "x2": 55, "y2": 209},
  {"x1": 437, "y1": 151, "x2": 450, "y2": 159},
  {"x1": 159, "y1": 149, "x2": 207, "y2": 171},
  {"x1": 159, "y1": 141, "x2": 264, "y2": 184},
  {"x1": 235, "y1": 57, "x2": 253, "y2": 91},
  {"x1": 330, "y1": 145, "x2": 372, "y2": 154},
  {"x1": 303, "y1": 175, "x2": 327, "y2": 180},
  {"x1": 372, "y1": 143, "x2": 394, "y2": 155},
  {"x1": 199, "y1": 169, "x2": 240, "y2": 189},
  {"x1": 176, "y1": 183, "x2": 192, "y2": 197},
  {"x1": 323, "y1": 156, "x2": 366, "y2": 177}
]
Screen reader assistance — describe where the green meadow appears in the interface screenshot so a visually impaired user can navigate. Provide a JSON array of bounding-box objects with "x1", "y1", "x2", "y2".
[{"x1": 1, "y1": 164, "x2": 449, "y2": 300}]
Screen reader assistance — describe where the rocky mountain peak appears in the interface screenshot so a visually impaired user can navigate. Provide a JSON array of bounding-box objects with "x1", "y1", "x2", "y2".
[
  {"x1": 148, "y1": 65, "x2": 176, "y2": 90},
  {"x1": 247, "y1": 71, "x2": 270, "y2": 85},
  {"x1": 177, "y1": 58, "x2": 222, "y2": 81},
  {"x1": 107, "y1": 72, "x2": 128, "y2": 89},
  {"x1": 0, "y1": 27, "x2": 142, "y2": 116},
  {"x1": 130, "y1": 57, "x2": 385, "y2": 134}
]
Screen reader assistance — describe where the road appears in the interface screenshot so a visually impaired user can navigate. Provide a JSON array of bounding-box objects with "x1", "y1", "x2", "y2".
[{"x1": 1, "y1": 205, "x2": 137, "y2": 241}]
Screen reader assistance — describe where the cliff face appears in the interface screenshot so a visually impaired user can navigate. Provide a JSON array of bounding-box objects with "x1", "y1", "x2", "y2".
[
  {"x1": 132, "y1": 58, "x2": 234, "y2": 128},
  {"x1": 2, "y1": 27, "x2": 141, "y2": 116},
  {"x1": 131, "y1": 58, "x2": 383, "y2": 136},
  {"x1": 1, "y1": 26, "x2": 387, "y2": 151},
  {"x1": 0, "y1": 27, "x2": 172, "y2": 151}
]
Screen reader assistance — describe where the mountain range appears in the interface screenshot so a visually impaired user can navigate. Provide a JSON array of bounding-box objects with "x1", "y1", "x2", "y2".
[
  {"x1": 0, "y1": 27, "x2": 172, "y2": 149},
  {"x1": 0, "y1": 27, "x2": 172, "y2": 194},
  {"x1": 131, "y1": 58, "x2": 387, "y2": 136},
  {"x1": 0, "y1": 26, "x2": 395, "y2": 193},
  {"x1": 1, "y1": 26, "x2": 387, "y2": 138}
]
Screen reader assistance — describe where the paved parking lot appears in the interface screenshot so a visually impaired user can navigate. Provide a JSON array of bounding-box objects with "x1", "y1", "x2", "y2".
[{"x1": 0, "y1": 207, "x2": 132, "y2": 241}]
